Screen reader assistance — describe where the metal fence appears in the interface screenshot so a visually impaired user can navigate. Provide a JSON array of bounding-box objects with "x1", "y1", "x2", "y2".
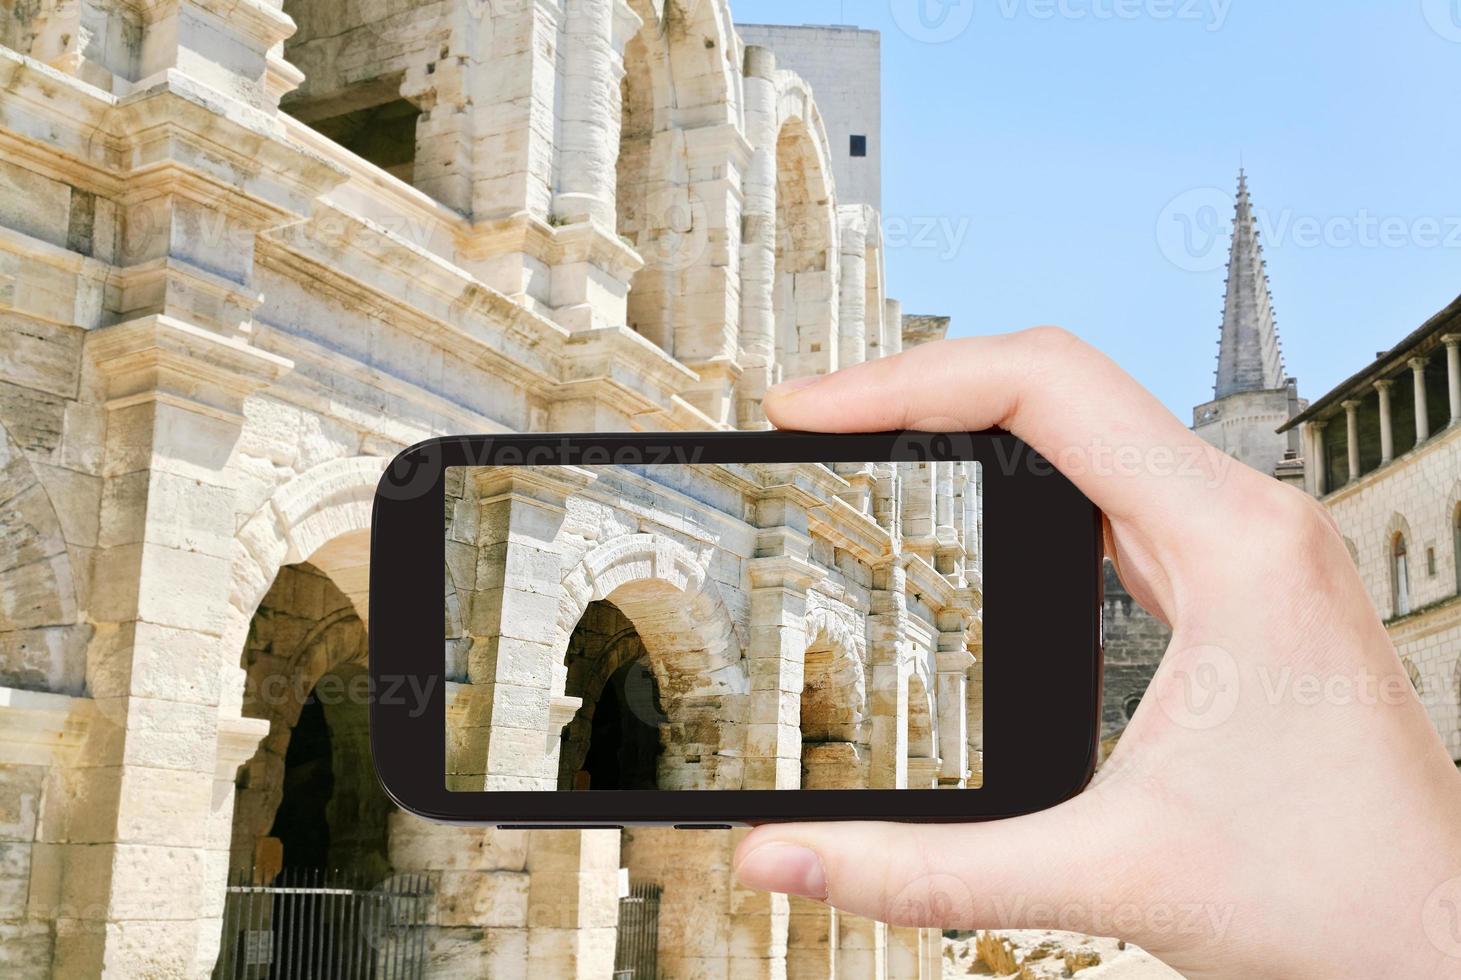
[
  {"x1": 215, "y1": 868, "x2": 432, "y2": 980},
  {"x1": 613, "y1": 882, "x2": 662, "y2": 980}
]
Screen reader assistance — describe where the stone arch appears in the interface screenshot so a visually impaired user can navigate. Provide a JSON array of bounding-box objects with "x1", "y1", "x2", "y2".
[
  {"x1": 616, "y1": 0, "x2": 738, "y2": 360},
  {"x1": 770, "y1": 73, "x2": 839, "y2": 382},
  {"x1": 226, "y1": 455, "x2": 388, "y2": 708},
  {"x1": 556, "y1": 533, "x2": 747, "y2": 789},
  {"x1": 0, "y1": 419, "x2": 86, "y2": 693},
  {"x1": 556, "y1": 533, "x2": 747, "y2": 697}
]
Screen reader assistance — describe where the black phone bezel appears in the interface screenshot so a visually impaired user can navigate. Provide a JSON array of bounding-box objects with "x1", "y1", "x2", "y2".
[{"x1": 370, "y1": 430, "x2": 1104, "y2": 826}]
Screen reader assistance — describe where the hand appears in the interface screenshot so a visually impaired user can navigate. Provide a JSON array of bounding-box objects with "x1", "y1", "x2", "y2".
[{"x1": 733, "y1": 328, "x2": 1461, "y2": 979}]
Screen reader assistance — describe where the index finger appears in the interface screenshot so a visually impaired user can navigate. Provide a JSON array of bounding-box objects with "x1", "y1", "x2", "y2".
[{"x1": 764, "y1": 327, "x2": 1253, "y2": 536}]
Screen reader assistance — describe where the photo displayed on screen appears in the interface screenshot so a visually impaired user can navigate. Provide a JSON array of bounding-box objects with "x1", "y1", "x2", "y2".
[{"x1": 444, "y1": 461, "x2": 983, "y2": 791}]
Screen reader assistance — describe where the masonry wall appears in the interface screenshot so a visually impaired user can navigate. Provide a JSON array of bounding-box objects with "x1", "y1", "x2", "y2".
[{"x1": 1318, "y1": 422, "x2": 1461, "y2": 758}]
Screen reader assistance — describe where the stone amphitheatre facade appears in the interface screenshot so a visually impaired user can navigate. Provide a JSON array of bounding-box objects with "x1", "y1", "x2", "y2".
[{"x1": 0, "y1": 0, "x2": 984, "y2": 976}]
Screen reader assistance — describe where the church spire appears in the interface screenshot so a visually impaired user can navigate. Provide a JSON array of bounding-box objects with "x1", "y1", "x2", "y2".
[{"x1": 1214, "y1": 169, "x2": 1287, "y2": 399}]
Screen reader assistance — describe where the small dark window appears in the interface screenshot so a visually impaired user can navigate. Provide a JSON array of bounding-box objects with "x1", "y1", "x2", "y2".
[{"x1": 849, "y1": 134, "x2": 867, "y2": 157}]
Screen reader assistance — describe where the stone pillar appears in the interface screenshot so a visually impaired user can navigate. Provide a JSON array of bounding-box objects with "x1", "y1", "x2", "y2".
[
  {"x1": 526, "y1": 829, "x2": 621, "y2": 977},
  {"x1": 839, "y1": 917, "x2": 888, "y2": 979},
  {"x1": 1342, "y1": 399, "x2": 1361, "y2": 482},
  {"x1": 838, "y1": 207, "x2": 868, "y2": 370},
  {"x1": 787, "y1": 899, "x2": 837, "y2": 980},
  {"x1": 1411, "y1": 356, "x2": 1431, "y2": 444},
  {"x1": 962, "y1": 463, "x2": 982, "y2": 585},
  {"x1": 389, "y1": 815, "x2": 537, "y2": 976},
  {"x1": 966, "y1": 646, "x2": 985, "y2": 787},
  {"x1": 888, "y1": 925, "x2": 923, "y2": 979},
  {"x1": 677, "y1": 124, "x2": 754, "y2": 426},
  {"x1": 59, "y1": 318, "x2": 291, "y2": 977},
  {"x1": 901, "y1": 462, "x2": 936, "y2": 563},
  {"x1": 1375, "y1": 379, "x2": 1395, "y2": 465},
  {"x1": 868, "y1": 559, "x2": 910, "y2": 790},
  {"x1": 936, "y1": 648, "x2": 975, "y2": 786},
  {"x1": 1310, "y1": 420, "x2": 1328, "y2": 497},
  {"x1": 133, "y1": 0, "x2": 297, "y2": 109},
  {"x1": 1445, "y1": 334, "x2": 1461, "y2": 425},
  {"x1": 554, "y1": 0, "x2": 641, "y2": 227},
  {"x1": 450, "y1": 467, "x2": 592, "y2": 791},
  {"x1": 738, "y1": 45, "x2": 780, "y2": 428},
  {"x1": 884, "y1": 298, "x2": 904, "y2": 357}
]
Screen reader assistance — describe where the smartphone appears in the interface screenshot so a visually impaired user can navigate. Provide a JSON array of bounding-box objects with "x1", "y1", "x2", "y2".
[{"x1": 369, "y1": 431, "x2": 1103, "y2": 826}]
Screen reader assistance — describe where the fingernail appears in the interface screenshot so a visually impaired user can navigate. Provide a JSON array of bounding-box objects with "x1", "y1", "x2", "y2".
[
  {"x1": 734, "y1": 843, "x2": 828, "y2": 900},
  {"x1": 766, "y1": 374, "x2": 825, "y2": 398}
]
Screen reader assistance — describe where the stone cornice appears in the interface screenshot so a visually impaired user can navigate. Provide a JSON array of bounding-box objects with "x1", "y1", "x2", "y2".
[
  {"x1": 86, "y1": 314, "x2": 293, "y2": 422},
  {"x1": 131, "y1": 0, "x2": 297, "y2": 53},
  {"x1": 904, "y1": 552, "x2": 957, "y2": 613},
  {"x1": 0, "y1": 687, "x2": 94, "y2": 767},
  {"x1": 215, "y1": 714, "x2": 271, "y2": 781}
]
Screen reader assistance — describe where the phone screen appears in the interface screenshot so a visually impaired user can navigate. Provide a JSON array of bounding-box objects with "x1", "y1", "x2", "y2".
[{"x1": 443, "y1": 460, "x2": 983, "y2": 792}]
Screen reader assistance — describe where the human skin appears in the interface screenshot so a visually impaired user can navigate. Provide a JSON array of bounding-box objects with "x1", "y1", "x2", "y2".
[{"x1": 732, "y1": 328, "x2": 1461, "y2": 979}]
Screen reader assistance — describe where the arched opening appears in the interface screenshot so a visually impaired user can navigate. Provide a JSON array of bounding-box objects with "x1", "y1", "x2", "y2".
[
  {"x1": 616, "y1": 28, "x2": 676, "y2": 354},
  {"x1": 1393, "y1": 532, "x2": 1412, "y2": 617},
  {"x1": 559, "y1": 600, "x2": 667, "y2": 790},
  {"x1": 905, "y1": 671, "x2": 937, "y2": 789},
  {"x1": 230, "y1": 561, "x2": 392, "y2": 879},
  {"x1": 772, "y1": 118, "x2": 834, "y2": 382},
  {"x1": 798, "y1": 628, "x2": 867, "y2": 789}
]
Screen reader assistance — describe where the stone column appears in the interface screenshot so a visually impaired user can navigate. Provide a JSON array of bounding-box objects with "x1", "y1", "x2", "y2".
[
  {"x1": 554, "y1": 0, "x2": 640, "y2": 227},
  {"x1": 1444, "y1": 334, "x2": 1461, "y2": 425},
  {"x1": 526, "y1": 829, "x2": 621, "y2": 977},
  {"x1": 450, "y1": 467, "x2": 593, "y2": 791},
  {"x1": 868, "y1": 559, "x2": 910, "y2": 790},
  {"x1": 1310, "y1": 420, "x2": 1328, "y2": 497},
  {"x1": 838, "y1": 207, "x2": 869, "y2": 370},
  {"x1": 738, "y1": 45, "x2": 780, "y2": 428},
  {"x1": 388, "y1": 815, "x2": 538, "y2": 976},
  {"x1": 1374, "y1": 379, "x2": 1395, "y2": 464},
  {"x1": 884, "y1": 298, "x2": 904, "y2": 357},
  {"x1": 936, "y1": 648, "x2": 976, "y2": 786},
  {"x1": 901, "y1": 462, "x2": 937, "y2": 564},
  {"x1": 839, "y1": 918, "x2": 888, "y2": 979},
  {"x1": 787, "y1": 900, "x2": 837, "y2": 980},
  {"x1": 1342, "y1": 399, "x2": 1361, "y2": 482},
  {"x1": 677, "y1": 124, "x2": 754, "y2": 426},
  {"x1": 1411, "y1": 356, "x2": 1431, "y2": 444},
  {"x1": 61, "y1": 320, "x2": 292, "y2": 977},
  {"x1": 962, "y1": 463, "x2": 982, "y2": 585},
  {"x1": 888, "y1": 925, "x2": 924, "y2": 979}
]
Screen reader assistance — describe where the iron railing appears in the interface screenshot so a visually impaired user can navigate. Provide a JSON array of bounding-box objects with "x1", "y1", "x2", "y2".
[
  {"x1": 215, "y1": 868, "x2": 431, "y2": 980},
  {"x1": 613, "y1": 882, "x2": 662, "y2": 980}
]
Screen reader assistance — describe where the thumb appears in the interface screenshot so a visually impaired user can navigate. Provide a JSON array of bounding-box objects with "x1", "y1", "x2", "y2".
[{"x1": 732, "y1": 787, "x2": 1152, "y2": 934}]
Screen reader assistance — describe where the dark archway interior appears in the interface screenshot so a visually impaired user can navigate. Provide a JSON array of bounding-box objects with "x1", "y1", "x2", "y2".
[
  {"x1": 270, "y1": 692, "x2": 333, "y2": 870},
  {"x1": 560, "y1": 600, "x2": 666, "y2": 790}
]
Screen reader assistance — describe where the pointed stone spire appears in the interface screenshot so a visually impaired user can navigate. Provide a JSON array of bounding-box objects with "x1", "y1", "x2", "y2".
[{"x1": 1214, "y1": 170, "x2": 1286, "y2": 398}]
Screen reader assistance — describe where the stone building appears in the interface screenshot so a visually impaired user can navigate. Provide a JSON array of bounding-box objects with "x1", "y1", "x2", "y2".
[
  {"x1": 0, "y1": 0, "x2": 979, "y2": 976},
  {"x1": 1280, "y1": 295, "x2": 1461, "y2": 759},
  {"x1": 1103, "y1": 172, "x2": 1461, "y2": 767}
]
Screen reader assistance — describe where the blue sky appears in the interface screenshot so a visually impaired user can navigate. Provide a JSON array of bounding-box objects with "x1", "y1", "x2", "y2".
[{"x1": 730, "y1": 0, "x2": 1461, "y2": 420}]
